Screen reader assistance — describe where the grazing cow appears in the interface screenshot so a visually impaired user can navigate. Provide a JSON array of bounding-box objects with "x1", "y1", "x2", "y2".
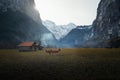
[
  {"x1": 51, "y1": 48, "x2": 61, "y2": 53},
  {"x1": 45, "y1": 48, "x2": 61, "y2": 55}
]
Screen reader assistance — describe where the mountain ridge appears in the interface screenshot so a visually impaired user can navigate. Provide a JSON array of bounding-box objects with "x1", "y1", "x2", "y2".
[
  {"x1": 60, "y1": 25, "x2": 93, "y2": 47},
  {"x1": 42, "y1": 20, "x2": 77, "y2": 40}
]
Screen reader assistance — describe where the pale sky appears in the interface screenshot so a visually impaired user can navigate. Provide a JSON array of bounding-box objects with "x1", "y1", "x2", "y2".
[{"x1": 35, "y1": 0, "x2": 100, "y2": 25}]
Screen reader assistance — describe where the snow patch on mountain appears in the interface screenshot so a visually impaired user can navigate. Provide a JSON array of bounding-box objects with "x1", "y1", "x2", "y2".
[{"x1": 42, "y1": 20, "x2": 77, "y2": 40}]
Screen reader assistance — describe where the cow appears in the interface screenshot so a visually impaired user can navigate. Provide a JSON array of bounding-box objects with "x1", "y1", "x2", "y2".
[{"x1": 45, "y1": 48, "x2": 61, "y2": 55}]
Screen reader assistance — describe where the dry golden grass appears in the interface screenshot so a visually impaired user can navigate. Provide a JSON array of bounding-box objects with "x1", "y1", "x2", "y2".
[
  {"x1": 0, "y1": 48, "x2": 120, "y2": 80},
  {"x1": 0, "y1": 48, "x2": 119, "y2": 63}
]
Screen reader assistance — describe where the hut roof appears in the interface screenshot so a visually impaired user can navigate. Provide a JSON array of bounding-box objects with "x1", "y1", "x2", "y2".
[{"x1": 18, "y1": 42, "x2": 34, "y2": 47}]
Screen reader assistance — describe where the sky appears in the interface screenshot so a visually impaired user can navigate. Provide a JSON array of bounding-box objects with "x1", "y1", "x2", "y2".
[{"x1": 34, "y1": 0, "x2": 100, "y2": 25}]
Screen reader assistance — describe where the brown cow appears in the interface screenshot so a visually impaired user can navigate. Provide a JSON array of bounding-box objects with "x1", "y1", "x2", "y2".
[{"x1": 45, "y1": 48, "x2": 61, "y2": 55}]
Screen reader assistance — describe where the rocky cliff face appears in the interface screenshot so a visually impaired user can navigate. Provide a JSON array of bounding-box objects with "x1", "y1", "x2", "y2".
[
  {"x1": 0, "y1": 0, "x2": 54, "y2": 48},
  {"x1": 0, "y1": 0, "x2": 41, "y2": 23},
  {"x1": 91, "y1": 0, "x2": 120, "y2": 47}
]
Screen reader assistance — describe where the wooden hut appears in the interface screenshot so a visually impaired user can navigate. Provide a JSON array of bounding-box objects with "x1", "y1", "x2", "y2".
[{"x1": 18, "y1": 42, "x2": 35, "y2": 51}]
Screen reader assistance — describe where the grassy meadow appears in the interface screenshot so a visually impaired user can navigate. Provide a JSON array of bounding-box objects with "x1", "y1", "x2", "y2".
[{"x1": 0, "y1": 48, "x2": 120, "y2": 80}]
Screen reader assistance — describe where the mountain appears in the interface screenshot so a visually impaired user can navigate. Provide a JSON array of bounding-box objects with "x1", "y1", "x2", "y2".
[
  {"x1": 84, "y1": 0, "x2": 120, "y2": 47},
  {"x1": 0, "y1": 0, "x2": 41, "y2": 23},
  {"x1": 93, "y1": 0, "x2": 120, "y2": 38},
  {"x1": 60, "y1": 26, "x2": 93, "y2": 48},
  {"x1": 43, "y1": 20, "x2": 93, "y2": 48},
  {"x1": 42, "y1": 20, "x2": 77, "y2": 40},
  {"x1": 0, "y1": 0, "x2": 56, "y2": 48}
]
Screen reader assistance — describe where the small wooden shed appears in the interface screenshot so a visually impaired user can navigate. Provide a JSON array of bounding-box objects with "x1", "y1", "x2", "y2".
[{"x1": 18, "y1": 42, "x2": 35, "y2": 51}]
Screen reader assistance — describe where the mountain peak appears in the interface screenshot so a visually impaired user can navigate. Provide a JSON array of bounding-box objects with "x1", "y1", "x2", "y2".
[
  {"x1": 42, "y1": 20, "x2": 77, "y2": 40},
  {"x1": 67, "y1": 23, "x2": 76, "y2": 26}
]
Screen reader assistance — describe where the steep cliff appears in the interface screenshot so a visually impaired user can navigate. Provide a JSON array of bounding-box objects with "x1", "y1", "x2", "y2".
[
  {"x1": 0, "y1": 0, "x2": 53, "y2": 48},
  {"x1": 91, "y1": 0, "x2": 120, "y2": 47},
  {"x1": 0, "y1": 0, "x2": 41, "y2": 23}
]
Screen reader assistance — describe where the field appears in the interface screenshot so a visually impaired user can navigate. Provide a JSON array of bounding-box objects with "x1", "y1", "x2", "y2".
[{"x1": 0, "y1": 48, "x2": 120, "y2": 80}]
